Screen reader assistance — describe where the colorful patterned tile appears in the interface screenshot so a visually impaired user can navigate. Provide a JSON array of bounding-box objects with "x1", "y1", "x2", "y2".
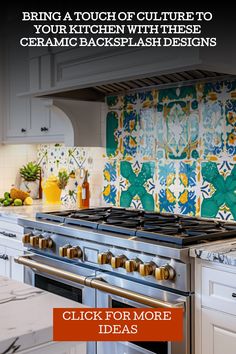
[
  {"x1": 119, "y1": 160, "x2": 156, "y2": 211},
  {"x1": 68, "y1": 147, "x2": 87, "y2": 169},
  {"x1": 200, "y1": 160, "x2": 236, "y2": 220},
  {"x1": 123, "y1": 110, "x2": 139, "y2": 133},
  {"x1": 106, "y1": 111, "x2": 121, "y2": 158},
  {"x1": 156, "y1": 99, "x2": 199, "y2": 160},
  {"x1": 155, "y1": 85, "x2": 199, "y2": 160},
  {"x1": 124, "y1": 93, "x2": 138, "y2": 110},
  {"x1": 137, "y1": 108, "x2": 156, "y2": 158},
  {"x1": 46, "y1": 147, "x2": 69, "y2": 176},
  {"x1": 138, "y1": 90, "x2": 158, "y2": 109},
  {"x1": 158, "y1": 160, "x2": 197, "y2": 215},
  {"x1": 201, "y1": 100, "x2": 224, "y2": 158},
  {"x1": 103, "y1": 160, "x2": 118, "y2": 205},
  {"x1": 225, "y1": 99, "x2": 236, "y2": 156},
  {"x1": 200, "y1": 80, "x2": 236, "y2": 159},
  {"x1": 106, "y1": 95, "x2": 123, "y2": 110}
]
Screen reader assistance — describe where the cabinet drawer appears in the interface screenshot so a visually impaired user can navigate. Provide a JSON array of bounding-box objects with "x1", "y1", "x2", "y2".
[{"x1": 202, "y1": 265, "x2": 236, "y2": 315}]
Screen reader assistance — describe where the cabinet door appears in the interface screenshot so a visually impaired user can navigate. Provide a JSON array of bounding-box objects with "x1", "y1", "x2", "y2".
[
  {"x1": 5, "y1": 247, "x2": 24, "y2": 282},
  {"x1": 5, "y1": 36, "x2": 29, "y2": 138},
  {"x1": 29, "y1": 98, "x2": 52, "y2": 137},
  {"x1": 0, "y1": 245, "x2": 6, "y2": 276},
  {"x1": 202, "y1": 308, "x2": 236, "y2": 354}
]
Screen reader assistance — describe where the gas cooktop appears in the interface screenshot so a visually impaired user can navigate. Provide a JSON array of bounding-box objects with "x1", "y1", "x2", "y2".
[{"x1": 36, "y1": 207, "x2": 236, "y2": 246}]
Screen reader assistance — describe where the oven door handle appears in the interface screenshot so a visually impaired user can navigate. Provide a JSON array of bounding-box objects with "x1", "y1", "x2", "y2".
[{"x1": 15, "y1": 255, "x2": 185, "y2": 310}]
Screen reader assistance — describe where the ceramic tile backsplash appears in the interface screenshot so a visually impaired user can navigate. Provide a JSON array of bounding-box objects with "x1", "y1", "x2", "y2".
[
  {"x1": 0, "y1": 145, "x2": 38, "y2": 196},
  {"x1": 104, "y1": 79, "x2": 236, "y2": 220},
  {"x1": 37, "y1": 144, "x2": 105, "y2": 207}
]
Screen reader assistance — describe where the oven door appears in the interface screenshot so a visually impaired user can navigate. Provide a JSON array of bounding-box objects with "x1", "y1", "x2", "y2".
[
  {"x1": 96, "y1": 273, "x2": 191, "y2": 354},
  {"x1": 23, "y1": 253, "x2": 97, "y2": 354},
  {"x1": 24, "y1": 252, "x2": 96, "y2": 306}
]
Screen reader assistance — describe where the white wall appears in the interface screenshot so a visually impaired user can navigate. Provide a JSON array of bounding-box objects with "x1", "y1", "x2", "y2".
[
  {"x1": 54, "y1": 99, "x2": 105, "y2": 147},
  {"x1": 0, "y1": 145, "x2": 37, "y2": 196}
]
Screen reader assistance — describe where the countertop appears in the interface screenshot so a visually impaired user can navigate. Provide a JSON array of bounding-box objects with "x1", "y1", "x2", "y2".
[
  {"x1": 190, "y1": 238, "x2": 236, "y2": 266},
  {"x1": 0, "y1": 275, "x2": 85, "y2": 353},
  {"x1": 0, "y1": 200, "x2": 67, "y2": 220}
]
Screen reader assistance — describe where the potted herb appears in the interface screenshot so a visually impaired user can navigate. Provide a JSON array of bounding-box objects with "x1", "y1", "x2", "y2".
[{"x1": 19, "y1": 162, "x2": 41, "y2": 199}]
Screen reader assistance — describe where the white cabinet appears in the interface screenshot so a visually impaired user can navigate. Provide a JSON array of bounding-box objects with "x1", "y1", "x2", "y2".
[
  {"x1": 18, "y1": 341, "x2": 86, "y2": 354},
  {"x1": 202, "y1": 308, "x2": 236, "y2": 354},
  {"x1": 0, "y1": 217, "x2": 25, "y2": 282},
  {"x1": 3, "y1": 34, "x2": 74, "y2": 145},
  {"x1": 195, "y1": 259, "x2": 236, "y2": 354},
  {"x1": 0, "y1": 245, "x2": 24, "y2": 282},
  {"x1": 4, "y1": 35, "x2": 29, "y2": 139},
  {"x1": 0, "y1": 245, "x2": 7, "y2": 277}
]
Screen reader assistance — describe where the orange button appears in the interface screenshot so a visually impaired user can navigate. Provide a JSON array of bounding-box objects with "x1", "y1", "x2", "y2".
[{"x1": 53, "y1": 307, "x2": 183, "y2": 342}]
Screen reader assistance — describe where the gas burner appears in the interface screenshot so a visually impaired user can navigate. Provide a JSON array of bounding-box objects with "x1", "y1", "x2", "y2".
[{"x1": 36, "y1": 208, "x2": 236, "y2": 246}]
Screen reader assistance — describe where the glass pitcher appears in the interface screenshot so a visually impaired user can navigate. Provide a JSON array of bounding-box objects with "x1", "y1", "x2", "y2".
[{"x1": 42, "y1": 175, "x2": 62, "y2": 204}]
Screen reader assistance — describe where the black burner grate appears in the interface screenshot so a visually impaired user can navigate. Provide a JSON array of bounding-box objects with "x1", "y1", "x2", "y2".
[{"x1": 36, "y1": 208, "x2": 236, "y2": 245}]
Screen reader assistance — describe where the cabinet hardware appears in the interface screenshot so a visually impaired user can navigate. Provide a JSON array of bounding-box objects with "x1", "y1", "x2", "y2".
[
  {"x1": 41, "y1": 127, "x2": 49, "y2": 132},
  {"x1": 0, "y1": 254, "x2": 9, "y2": 260},
  {"x1": 21, "y1": 128, "x2": 26, "y2": 133},
  {"x1": 0, "y1": 231, "x2": 16, "y2": 238},
  {"x1": 232, "y1": 293, "x2": 236, "y2": 298}
]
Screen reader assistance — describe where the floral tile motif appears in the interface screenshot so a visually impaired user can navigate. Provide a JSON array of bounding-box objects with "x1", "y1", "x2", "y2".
[
  {"x1": 102, "y1": 79, "x2": 236, "y2": 220},
  {"x1": 68, "y1": 147, "x2": 87, "y2": 169},
  {"x1": 201, "y1": 101, "x2": 224, "y2": 157},
  {"x1": 158, "y1": 160, "x2": 197, "y2": 215},
  {"x1": 156, "y1": 85, "x2": 199, "y2": 159},
  {"x1": 124, "y1": 93, "x2": 138, "y2": 110},
  {"x1": 106, "y1": 95, "x2": 124, "y2": 110},
  {"x1": 37, "y1": 145, "x2": 104, "y2": 208},
  {"x1": 200, "y1": 160, "x2": 236, "y2": 220},
  {"x1": 119, "y1": 160, "x2": 155, "y2": 211},
  {"x1": 201, "y1": 80, "x2": 236, "y2": 158},
  {"x1": 138, "y1": 90, "x2": 158, "y2": 109},
  {"x1": 106, "y1": 111, "x2": 120, "y2": 158},
  {"x1": 47, "y1": 147, "x2": 69, "y2": 176},
  {"x1": 103, "y1": 161, "x2": 117, "y2": 205},
  {"x1": 225, "y1": 99, "x2": 236, "y2": 156},
  {"x1": 137, "y1": 108, "x2": 156, "y2": 158}
]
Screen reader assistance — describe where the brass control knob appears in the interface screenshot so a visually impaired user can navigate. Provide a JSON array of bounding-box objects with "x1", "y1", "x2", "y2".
[
  {"x1": 59, "y1": 244, "x2": 71, "y2": 257},
  {"x1": 111, "y1": 255, "x2": 127, "y2": 269},
  {"x1": 38, "y1": 238, "x2": 53, "y2": 249},
  {"x1": 66, "y1": 246, "x2": 83, "y2": 259},
  {"x1": 22, "y1": 233, "x2": 31, "y2": 244},
  {"x1": 125, "y1": 258, "x2": 142, "y2": 272},
  {"x1": 139, "y1": 262, "x2": 156, "y2": 276},
  {"x1": 30, "y1": 235, "x2": 40, "y2": 247},
  {"x1": 98, "y1": 252, "x2": 113, "y2": 265},
  {"x1": 155, "y1": 265, "x2": 176, "y2": 281}
]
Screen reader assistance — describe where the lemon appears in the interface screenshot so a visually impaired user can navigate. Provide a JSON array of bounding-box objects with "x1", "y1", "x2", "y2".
[{"x1": 24, "y1": 197, "x2": 33, "y2": 206}]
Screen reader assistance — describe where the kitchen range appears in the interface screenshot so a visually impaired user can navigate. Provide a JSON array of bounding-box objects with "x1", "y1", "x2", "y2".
[{"x1": 15, "y1": 207, "x2": 236, "y2": 354}]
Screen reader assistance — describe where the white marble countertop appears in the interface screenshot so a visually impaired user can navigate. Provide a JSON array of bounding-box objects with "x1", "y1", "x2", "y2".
[
  {"x1": 0, "y1": 276, "x2": 85, "y2": 353},
  {"x1": 0, "y1": 200, "x2": 67, "y2": 220},
  {"x1": 190, "y1": 238, "x2": 236, "y2": 266}
]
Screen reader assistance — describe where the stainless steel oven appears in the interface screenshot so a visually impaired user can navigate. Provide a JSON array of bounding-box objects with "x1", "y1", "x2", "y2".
[
  {"x1": 96, "y1": 272, "x2": 190, "y2": 354},
  {"x1": 17, "y1": 253, "x2": 190, "y2": 354},
  {"x1": 16, "y1": 209, "x2": 196, "y2": 354}
]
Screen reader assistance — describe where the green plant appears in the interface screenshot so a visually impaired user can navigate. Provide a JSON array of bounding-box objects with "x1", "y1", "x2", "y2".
[
  {"x1": 20, "y1": 162, "x2": 41, "y2": 181},
  {"x1": 58, "y1": 170, "x2": 69, "y2": 189}
]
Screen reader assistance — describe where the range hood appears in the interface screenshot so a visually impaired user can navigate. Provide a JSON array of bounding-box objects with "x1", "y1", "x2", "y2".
[
  {"x1": 27, "y1": 31, "x2": 235, "y2": 103},
  {"x1": 42, "y1": 69, "x2": 229, "y2": 102}
]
